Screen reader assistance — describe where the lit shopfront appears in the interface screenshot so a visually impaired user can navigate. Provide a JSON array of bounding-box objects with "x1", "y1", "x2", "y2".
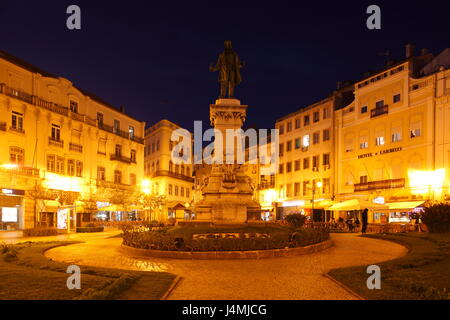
[{"x1": 0, "y1": 188, "x2": 25, "y2": 231}]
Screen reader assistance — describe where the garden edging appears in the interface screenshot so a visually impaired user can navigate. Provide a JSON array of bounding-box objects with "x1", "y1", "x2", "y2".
[{"x1": 119, "y1": 239, "x2": 333, "y2": 260}]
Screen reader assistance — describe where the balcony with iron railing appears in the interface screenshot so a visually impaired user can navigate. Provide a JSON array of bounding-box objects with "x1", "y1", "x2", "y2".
[
  {"x1": 150, "y1": 170, "x2": 194, "y2": 183},
  {"x1": 48, "y1": 137, "x2": 64, "y2": 148},
  {"x1": 0, "y1": 166, "x2": 40, "y2": 177},
  {"x1": 354, "y1": 178, "x2": 405, "y2": 192},
  {"x1": 0, "y1": 83, "x2": 144, "y2": 144},
  {"x1": 258, "y1": 180, "x2": 275, "y2": 190},
  {"x1": 110, "y1": 153, "x2": 135, "y2": 164},
  {"x1": 370, "y1": 105, "x2": 389, "y2": 118},
  {"x1": 69, "y1": 142, "x2": 83, "y2": 152},
  {"x1": 9, "y1": 126, "x2": 25, "y2": 134}
]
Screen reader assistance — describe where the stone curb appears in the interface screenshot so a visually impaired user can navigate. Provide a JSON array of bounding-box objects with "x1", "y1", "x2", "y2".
[
  {"x1": 119, "y1": 239, "x2": 333, "y2": 260},
  {"x1": 161, "y1": 276, "x2": 182, "y2": 300},
  {"x1": 323, "y1": 274, "x2": 366, "y2": 300}
]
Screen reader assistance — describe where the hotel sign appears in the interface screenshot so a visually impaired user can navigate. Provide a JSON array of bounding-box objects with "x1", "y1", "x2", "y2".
[{"x1": 358, "y1": 147, "x2": 403, "y2": 159}]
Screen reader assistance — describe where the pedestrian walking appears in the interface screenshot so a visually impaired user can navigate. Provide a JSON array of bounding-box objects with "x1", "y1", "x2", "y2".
[{"x1": 361, "y1": 208, "x2": 368, "y2": 234}]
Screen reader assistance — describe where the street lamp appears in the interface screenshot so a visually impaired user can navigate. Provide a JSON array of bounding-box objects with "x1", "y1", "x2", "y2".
[{"x1": 311, "y1": 181, "x2": 323, "y2": 221}]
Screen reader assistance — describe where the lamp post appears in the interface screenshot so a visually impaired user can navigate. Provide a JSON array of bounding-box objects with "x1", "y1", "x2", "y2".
[{"x1": 311, "y1": 181, "x2": 323, "y2": 221}]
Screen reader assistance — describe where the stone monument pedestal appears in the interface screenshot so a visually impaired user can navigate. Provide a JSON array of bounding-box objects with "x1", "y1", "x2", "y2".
[{"x1": 194, "y1": 99, "x2": 261, "y2": 223}]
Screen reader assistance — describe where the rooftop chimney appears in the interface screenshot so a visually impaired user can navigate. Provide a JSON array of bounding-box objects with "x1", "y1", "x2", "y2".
[
  {"x1": 120, "y1": 106, "x2": 125, "y2": 113},
  {"x1": 421, "y1": 48, "x2": 429, "y2": 56},
  {"x1": 405, "y1": 43, "x2": 415, "y2": 58}
]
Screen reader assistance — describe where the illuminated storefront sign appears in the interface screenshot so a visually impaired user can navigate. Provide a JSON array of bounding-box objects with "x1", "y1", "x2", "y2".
[{"x1": 1, "y1": 188, "x2": 25, "y2": 196}]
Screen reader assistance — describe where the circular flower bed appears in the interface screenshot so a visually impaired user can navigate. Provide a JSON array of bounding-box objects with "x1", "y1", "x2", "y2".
[{"x1": 122, "y1": 224, "x2": 329, "y2": 252}]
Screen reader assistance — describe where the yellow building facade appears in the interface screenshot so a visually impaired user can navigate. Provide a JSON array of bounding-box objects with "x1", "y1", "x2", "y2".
[
  {"x1": 335, "y1": 54, "x2": 450, "y2": 223},
  {"x1": 0, "y1": 51, "x2": 145, "y2": 230},
  {"x1": 274, "y1": 97, "x2": 337, "y2": 219},
  {"x1": 144, "y1": 119, "x2": 194, "y2": 221}
]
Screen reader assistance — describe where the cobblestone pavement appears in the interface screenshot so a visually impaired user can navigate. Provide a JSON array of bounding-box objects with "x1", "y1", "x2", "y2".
[{"x1": 44, "y1": 233, "x2": 406, "y2": 300}]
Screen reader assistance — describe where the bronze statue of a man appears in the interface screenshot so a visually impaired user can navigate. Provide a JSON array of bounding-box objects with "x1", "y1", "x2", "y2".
[{"x1": 210, "y1": 40, "x2": 245, "y2": 98}]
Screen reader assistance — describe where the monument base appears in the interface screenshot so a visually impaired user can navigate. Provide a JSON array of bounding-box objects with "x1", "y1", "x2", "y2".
[{"x1": 193, "y1": 98, "x2": 261, "y2": 223}]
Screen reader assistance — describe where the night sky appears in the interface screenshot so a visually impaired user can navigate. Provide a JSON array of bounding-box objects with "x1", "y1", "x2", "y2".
[{"x1": 1, "y1": 1, "x2": 448, "y2": 132}]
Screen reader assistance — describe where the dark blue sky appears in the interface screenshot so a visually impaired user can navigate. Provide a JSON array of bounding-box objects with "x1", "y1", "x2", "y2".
[{"x1": 1, "y1": 0, "x2": 448, "y2": 132}]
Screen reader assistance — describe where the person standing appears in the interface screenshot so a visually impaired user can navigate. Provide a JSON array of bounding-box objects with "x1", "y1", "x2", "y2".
[{"x1": 361, "y1": 208, "x2": 369, "y2": 234}]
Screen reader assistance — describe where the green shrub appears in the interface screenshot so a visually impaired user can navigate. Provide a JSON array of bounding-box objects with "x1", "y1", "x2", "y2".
[
  {"x1": 285, "y1": 214, "x2": 307, "y2": 228},
  {"x1": 23, "y1": 228, "x2": 58, "y2": 237},
  {"x1": 76, "y1": 226, "x2": 104, "y2": 233},
  {"x1": 421, "y1": 203, "x2": 450, "y2": 233}
]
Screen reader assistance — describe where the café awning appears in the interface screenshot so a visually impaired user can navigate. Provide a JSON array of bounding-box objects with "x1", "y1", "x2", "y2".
[
  {"x1": 328, "y1": 199, "x2": 388, "y2": 211},
  {"x1": 386, "y1": 201, "x2": 424, "y2": 210}
]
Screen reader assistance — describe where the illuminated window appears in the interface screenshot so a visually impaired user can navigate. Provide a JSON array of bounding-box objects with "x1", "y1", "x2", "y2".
[
  {"x1": 75, "y1": 161, "x2": 82, "y2": 177},
  {"x1": 295, "y1": 118, "x2": 301, "y2": 129},
  {"x1": 294, "y1": 183, "x2": 300, "y2": 197},
  {"x1": 286, "y1": 184, "x2": 292, "y2": 197},
  {"x1": 47, "y1": 155, "x2": 56, "y2": 172},
  {"x1": 287, "y1": 121, "x2": 292, "y2": 132},
  {"x1": 56, "y1": 157, "x2": 64, "y2": 174},
  {"x1": 67, "y1": 159, "x2": 75, "y2": 176},
  {"x1": 10, "y1": 147, "x2": 24, "y2": 165},
  {"x1": 360, "y1": 141, "x2": 368, "y2": 149},
  {"x1": 302, "y1": 134, "x2": 310, "y2": 147},
  {"x1": 375, "y1": 136, "x2": 385, "y2": 146},
  {"x1": 410, "y1": 128, "x2": 421, "y2": 138},
  {"x1": 392, "y1": 132, "x2": 402, "y2": 142},
  {"x1": 303, "y1": 181, "x2": 310, "y2": 196},
  {"x1": 129, "y1": 126, "x2": 135, "y2": 139}
]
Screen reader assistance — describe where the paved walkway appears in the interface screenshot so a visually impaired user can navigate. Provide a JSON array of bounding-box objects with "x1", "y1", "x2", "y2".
[{"x1": 43, "y1": 233, "x2": 407, "y2": 300}]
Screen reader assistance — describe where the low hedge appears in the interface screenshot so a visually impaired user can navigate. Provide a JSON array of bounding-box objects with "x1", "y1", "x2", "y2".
[
  {"x1": 23, "y1": 228, "x2": 58, "y2": 237},
  {"x1": 123, "y1": 226, "x2": 329, "y2": 251},
  {"x1": 421, "y1": 203, "x2": 450, "y2": 233},
  {"x1": 76, "y1": 226, "x2": 104, "y2": 233}
]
